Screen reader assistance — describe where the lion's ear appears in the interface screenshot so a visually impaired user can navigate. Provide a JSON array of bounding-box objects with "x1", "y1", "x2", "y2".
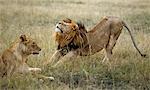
[
  {"x1": 20, "y1": 34, "x2": 27, "y2": 42},
  {"x1": 63, "y1": 18, "x2": 72, "y2": 23},
  {"x1": 72, "y1": 25, "x2": 78, "y2": 31}
]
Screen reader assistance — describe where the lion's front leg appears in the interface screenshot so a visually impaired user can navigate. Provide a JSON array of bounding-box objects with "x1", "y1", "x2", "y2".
[
  {"x1": 53, "y1": 51, "x2": 77, "y2": 68},
  {"x1": 43, "y1": 50, "x2": 62, "y2": 66}
]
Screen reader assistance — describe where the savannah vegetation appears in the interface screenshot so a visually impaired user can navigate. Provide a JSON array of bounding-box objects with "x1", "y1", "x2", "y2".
[{"x1": 0, "y1": 0, "x2": 150, "y2": 89}]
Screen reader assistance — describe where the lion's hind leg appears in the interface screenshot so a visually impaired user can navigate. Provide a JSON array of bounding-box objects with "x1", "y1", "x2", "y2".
[
  {"x1": 102, "y1": 31, "x2": 122, "y2": 63},
  {"x1": 103, "y1": 48, "x2": 112, "y2": 63}
]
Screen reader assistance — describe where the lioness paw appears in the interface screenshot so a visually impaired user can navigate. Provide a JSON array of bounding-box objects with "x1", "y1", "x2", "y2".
[{"x1": 29, "y1": 68, "x2": 42, "y2": 72}]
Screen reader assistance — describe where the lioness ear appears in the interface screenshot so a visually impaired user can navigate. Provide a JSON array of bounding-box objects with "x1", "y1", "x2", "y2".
[{"x1": 20, "y1": 34, "x2": 27, "y2": 42}]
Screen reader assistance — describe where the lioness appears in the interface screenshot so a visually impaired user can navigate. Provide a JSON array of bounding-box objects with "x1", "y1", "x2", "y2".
[
  {"x1": 0, "y1": 35, "x2": 42, "y2": 77},
  {"x1": 44, "y1": 16, "x2": 146, "y2": 67}
]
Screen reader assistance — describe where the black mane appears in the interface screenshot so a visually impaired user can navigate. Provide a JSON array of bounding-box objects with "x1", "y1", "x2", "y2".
[{"x1": 77, "y1": 21, "x2": 87, "y2": 33}]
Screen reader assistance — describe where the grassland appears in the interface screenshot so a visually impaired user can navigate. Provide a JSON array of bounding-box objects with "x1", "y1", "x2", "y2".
[{"x1": 0, "y1": 0, "x2": 150, "y2": 89}]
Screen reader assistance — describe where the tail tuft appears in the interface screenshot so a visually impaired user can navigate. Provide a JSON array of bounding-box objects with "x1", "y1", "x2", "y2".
[{"x1": 141, "y1": 54, "x2": 147, "y2": 58}]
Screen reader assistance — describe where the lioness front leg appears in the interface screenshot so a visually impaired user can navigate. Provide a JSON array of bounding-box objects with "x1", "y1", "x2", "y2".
[
  {"x1": 16, "y1": 63, "x2": 41, "y2": 73},
  {"x1": 24, "y1": 66, "x2": 54, "y2": 80},
  {"x1": 28, "y1": 67, "x2": 41, "y2": 72},
  {"x1": 53, "y1": 51, "x2": 77, "y2": 67}
]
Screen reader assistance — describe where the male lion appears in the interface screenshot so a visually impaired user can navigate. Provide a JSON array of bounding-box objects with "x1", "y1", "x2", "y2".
[
  {"x1": 0, "y1": 35, "x2": 42, "y2": 77},
  {"x1": 44, "y1": 16, "x2": 146, "y2": 67}
]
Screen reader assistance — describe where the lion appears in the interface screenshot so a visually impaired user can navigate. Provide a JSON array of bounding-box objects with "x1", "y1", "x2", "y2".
[
  {"x1": 44, "y1": 16, "x2": 146, "y2": 67},
  {"x1": 0, "y1": 34, "x2": 54, "y2": 80}
]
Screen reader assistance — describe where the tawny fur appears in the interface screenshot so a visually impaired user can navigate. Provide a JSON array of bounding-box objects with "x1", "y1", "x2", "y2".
[
  {"x1": 45, "y1": 16, "x2": 145, "y2": 67},
  {"x1": 0, "y1": 35, "x2": 41, "y2": 77}
]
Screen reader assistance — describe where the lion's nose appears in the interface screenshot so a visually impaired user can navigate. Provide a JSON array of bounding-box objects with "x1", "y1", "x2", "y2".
[{"x1": 39, "y1": 48, "x2": 41, "y2": 51}]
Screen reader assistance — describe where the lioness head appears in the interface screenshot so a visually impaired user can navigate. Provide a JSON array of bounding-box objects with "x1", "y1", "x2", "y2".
[{"x1": 19, "y1": 35, "x2": 41, "y2": 55}]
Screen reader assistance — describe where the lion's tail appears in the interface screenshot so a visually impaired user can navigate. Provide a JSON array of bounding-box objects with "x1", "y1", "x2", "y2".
[{"x1": 122, "y1": 21, "x2": 146, "y2": 57}]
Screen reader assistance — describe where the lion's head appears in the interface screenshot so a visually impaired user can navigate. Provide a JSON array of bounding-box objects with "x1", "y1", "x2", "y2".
[
  {"x1": 54, "y1": 18, "x2": 88, "y2": 55},
  {"x1": 19, "y1": 35, "x2": 41, "y2": 55},
  {"x1": 55, "y1": 18, "x2": 78, "y2": 48},
  {"x1": 55, "y1": 18, "x2": 79, "y2": 33}
]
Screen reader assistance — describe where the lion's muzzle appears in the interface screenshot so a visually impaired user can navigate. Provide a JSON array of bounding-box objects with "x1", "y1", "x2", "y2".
[{"x1": 55, "y1": 24, "x2": 63, "y2": 33}]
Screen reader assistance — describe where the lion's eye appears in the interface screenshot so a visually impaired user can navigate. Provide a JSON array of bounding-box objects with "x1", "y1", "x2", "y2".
[
  {"x1": 32, "y1": 42, "x2": 35, "y2": 45},
  {"x1": 72, "y1": 26, "x2": 76, "y2": 30},
  {"x1": 32, "y1": 43, "x2": 36, "y2": 47}
]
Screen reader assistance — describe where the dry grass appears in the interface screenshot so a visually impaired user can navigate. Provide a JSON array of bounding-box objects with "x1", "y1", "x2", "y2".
[{"x1": 0, "y1": 0, "x2": 150, "y2": 89}]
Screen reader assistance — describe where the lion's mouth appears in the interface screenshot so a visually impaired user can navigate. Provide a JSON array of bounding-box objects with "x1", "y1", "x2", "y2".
[{"x1": 55, "y1": 25, "x2": 63, "y2": 33}]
